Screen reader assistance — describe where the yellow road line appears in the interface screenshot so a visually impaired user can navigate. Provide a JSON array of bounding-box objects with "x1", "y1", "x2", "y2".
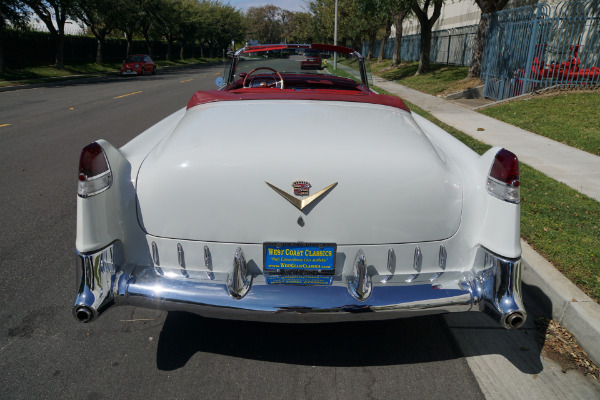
[
  {"x1": 113, "y1": 91, "x2": 143, "y2": 99},
  {"x1": 0, "y1": 124, "x2": 10, "y2": 128},
  {"x1": 213, "y1": 73, "x2": 220, "y2": 75},
  {"x1": 179, "y1": 79, "x2": 194, "y2": 83}
]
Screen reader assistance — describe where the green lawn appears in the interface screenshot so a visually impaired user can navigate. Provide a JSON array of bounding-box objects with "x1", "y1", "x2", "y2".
[
  {"x1": 402, "y1": 98, "x2": 600, "y2": 303},
  {"x1": 479, "y1": 92, "x2": 600, "y2": 156},
  {"x1": 0, "y1": 57, "x2": 222, "y2": 87},
  {"x1": 371, "y1": 60, "x2": 472, "y2": 95},
  {"x1": 373, "y1": 84, "x2": 600, "y2": 302}
]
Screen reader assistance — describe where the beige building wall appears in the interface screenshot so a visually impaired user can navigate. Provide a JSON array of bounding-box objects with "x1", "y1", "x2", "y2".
[{"x1": 396, "y1": 0, "x2": 562, "y2": 36}]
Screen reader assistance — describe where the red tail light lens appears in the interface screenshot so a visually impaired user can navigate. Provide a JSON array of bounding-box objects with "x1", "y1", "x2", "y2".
[
  {"x1": 78, "y1": 142, "x2": 112, "y2": 198},
  {"x1": 489, "y1": 149, "x2": 520, "y2": 187},
  {"x1": 487, "y1": 149, "x2": 520, "y2": 203}
]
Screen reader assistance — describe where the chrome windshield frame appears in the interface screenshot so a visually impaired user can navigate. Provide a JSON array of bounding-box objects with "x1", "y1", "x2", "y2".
[{"x1": 225, "y1": 44, "x2": 370, "y2": 90}]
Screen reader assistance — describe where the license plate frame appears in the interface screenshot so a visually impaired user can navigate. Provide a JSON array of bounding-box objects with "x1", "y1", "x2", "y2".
[{"x1": 263, "y1": 242, "x2": 336, "y2": 275}]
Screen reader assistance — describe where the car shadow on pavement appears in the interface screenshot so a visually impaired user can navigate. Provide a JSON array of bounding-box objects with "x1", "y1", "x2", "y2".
[
  {"x1": 156, "y1": 312, "x2": 463, "y2": 371},
  {"x1": 156, "y1": 282, "x2": 552, "y2": 373}
]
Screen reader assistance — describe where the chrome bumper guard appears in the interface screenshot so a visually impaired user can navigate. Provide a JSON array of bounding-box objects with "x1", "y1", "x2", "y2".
[{"x1": 73, "y1": 241, "x2": 526, "y2": 328}]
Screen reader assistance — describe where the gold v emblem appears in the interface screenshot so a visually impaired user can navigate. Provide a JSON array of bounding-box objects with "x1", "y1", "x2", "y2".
[{"x1": 266, "y1": 182, "x2": 338, "y2": 211}]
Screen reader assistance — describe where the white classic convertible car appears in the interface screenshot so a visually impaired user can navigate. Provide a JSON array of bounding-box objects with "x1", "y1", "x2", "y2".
[{"x1": 74, "y1": 44, "x2": 526, "y2": 329}]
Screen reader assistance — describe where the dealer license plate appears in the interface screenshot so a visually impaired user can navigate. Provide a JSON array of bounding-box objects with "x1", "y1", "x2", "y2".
[
  {"x1": 265, "y1": 275, "x2": 333, "y2": 285},
  {"x1": 264, "y1": 242, "x2": 336, "y2": 274}
]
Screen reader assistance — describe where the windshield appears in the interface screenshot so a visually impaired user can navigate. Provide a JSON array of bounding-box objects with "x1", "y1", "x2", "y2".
[
  {"x1": 223, "y1": 44, "x2": 373, "y2": 89},
  {"x1": 126, "y1": 56, "x2": 144, "y2": 62}
]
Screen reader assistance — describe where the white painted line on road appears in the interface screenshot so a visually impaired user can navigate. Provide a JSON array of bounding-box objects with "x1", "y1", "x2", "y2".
[
  {"x1": 179, "y1": 79, "x2": 194, "y2": 83},
  {"x1": 113, "y1": 91, "x2": 143, "y2": 99}
]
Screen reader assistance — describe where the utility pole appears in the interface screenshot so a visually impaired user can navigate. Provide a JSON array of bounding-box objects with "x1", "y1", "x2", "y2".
[{"x1": 334, "y1": 0, "x2": 338, "y2": 70}]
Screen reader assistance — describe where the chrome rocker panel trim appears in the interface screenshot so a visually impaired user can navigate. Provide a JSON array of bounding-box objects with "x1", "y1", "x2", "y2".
[{"x1": 73, "y1": 241, "x2": 526, "y2": 328}]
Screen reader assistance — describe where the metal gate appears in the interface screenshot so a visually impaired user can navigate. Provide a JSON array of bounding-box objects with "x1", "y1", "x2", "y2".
[{"x1": 482, "y1": 1, "x2": 600, "y2": 100}]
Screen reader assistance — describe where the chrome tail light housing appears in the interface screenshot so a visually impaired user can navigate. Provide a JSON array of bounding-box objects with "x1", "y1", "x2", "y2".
[
  {"x1": 77, "y1": 142, "x2": 112, "y2": 197},
  {"x1": 487, "y1": 148, "x2": 520, "y2": 203}
]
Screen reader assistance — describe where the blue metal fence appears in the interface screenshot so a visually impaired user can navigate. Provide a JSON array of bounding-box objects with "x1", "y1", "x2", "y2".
[
  {"x1": 482, "y1": 1, "x2": 600, "y2": 100},
  {"x1": 363, "y1": 25, "x2": 477, "y2": 66}
]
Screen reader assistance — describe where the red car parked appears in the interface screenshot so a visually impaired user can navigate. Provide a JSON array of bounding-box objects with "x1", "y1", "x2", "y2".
[
  {"x1": 300, "y1": 49, "x2": 322, "y2": 70},
  {"x1": 120, "y1": 54, "x2": 156, "y2": 76}
]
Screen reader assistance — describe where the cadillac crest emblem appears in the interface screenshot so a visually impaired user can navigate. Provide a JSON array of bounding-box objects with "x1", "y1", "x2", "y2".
[{"x1": 292, "y1": 180, "x2": 311, "y2": 196}]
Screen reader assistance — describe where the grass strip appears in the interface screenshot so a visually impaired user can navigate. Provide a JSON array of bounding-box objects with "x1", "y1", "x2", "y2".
[
  {"x1": 396, "y1": 92, "x2": 600, "y2": 303},
  {"x1": 0, "y1": 57, "x2": 222, "y2": 87},
  {"x1": 331, "y1": 78, "x2": 600, "y2": 301},
  {"x1": 479, "y1": 92, "x2": 600, "y2": 156},
  {"x1": 370, "y1": 60, "x2": 473, "y2": 95},
  {"x1": 327, "y1": 66, "x2": 600, "y2": 301}
]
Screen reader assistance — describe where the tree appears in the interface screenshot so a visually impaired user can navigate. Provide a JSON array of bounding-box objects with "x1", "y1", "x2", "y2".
[
  {"x1": 22, "y1": 0, "x2": 75, "y2": 69},
  {"x1": 282, "y1": 11, "x2": 313, "y2": 44},
  {"x1": 411, "y1": 0, "x2": 444, "y2": 75},
  {"x1": 1, "y1": 1, "x2": 29, "y2": 72},
  {"x1": 386, "y1": 0, "x2": 413, "y2": 66},
  {"x1": 246, "y1": 5, "x2": 285, "y2": 44},
  {"x1": 153, "y1": 0, "x2": 182, "y2": 60},
  {"x1": 72, "y1": 0, "x2": 116, "y2": 64},
  {"x1": 468, "y1": 0, "x2": 509, "y2": 78},
  {"x1": 207, "y1": 2, "x2": 245, "y2": 57}
]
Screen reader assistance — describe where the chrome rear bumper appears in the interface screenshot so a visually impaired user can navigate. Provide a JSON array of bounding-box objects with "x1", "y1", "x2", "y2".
[{"x1": 73, "y1": 241, "x2": 526, "y2": 328}]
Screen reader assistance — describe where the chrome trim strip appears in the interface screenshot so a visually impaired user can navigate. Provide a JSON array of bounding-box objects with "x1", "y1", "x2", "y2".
[
  {"x1": 177, "y1": 243, "x2": 185, "y2": 268},
  {"x1": 348, "y1": 249, "x2": 372, "y2": 300},
  {"x1": 387, "y1": 248, "x2": 395, "y2": 273},
  {"x1": 413, "y1": 246, "x2": 422, "y2": 272},
  {"x1": 204, "y1": 245, "x2": 212, "y2": 270},
  {"x1": 439, "y1": 244, "x2": 447, "y2": 270},
  {"x1": 227, "y1": 247, "x2": 252, "y2": 299},
  {"x1": 151, "y1": 241, "x2": 159, "y2": 266}
]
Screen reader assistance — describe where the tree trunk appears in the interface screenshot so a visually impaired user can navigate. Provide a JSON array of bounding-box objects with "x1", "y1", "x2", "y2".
[
  {"x1": 378, "y1": 20, "x2": 392, "y2": 63},
  {"x1": 55, "y1": 33, "x2": 64, "y2": 69},
  {"x1": 126, "y1": 32, "x2": 134, "y2": 59},
  {"x1": 166, "y1": 39, "x2": 173, "y2": 61},
  {"x1": 412, "y1": 0, "x2": 443, "y2": 75},
  {"x1": 96, "y1": 38, "x2": 104, "y2": 65},
  {"x1": 0, "y1": 30, "x2": 5, "y2": 73},
  {"x1": 142, "y1": 31, "x2": 152, "y2": 57},
  {"x1": 468, "y1": 16, "x2": 488, "y2": 78},
  {"x1": 468, "y1": 0, "x2": 510, "y2": 78},
  {"x1": 416, "y1": 23, "x2": 432, "y2": 75},
  {"x1": 392, "y1": 11, "x2": 407, "y2": 67},
  {"x1": 180, "y1": 44, "x2": 185, "y2": 60},
  {"x1": 367, "y1": 31, "x2": 376, "y2": 59}
]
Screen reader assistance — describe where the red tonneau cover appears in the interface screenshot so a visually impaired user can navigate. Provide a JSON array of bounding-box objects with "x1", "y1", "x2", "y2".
[{"x1": 187, "y1": 89, "x2": 411, "y2": 113}]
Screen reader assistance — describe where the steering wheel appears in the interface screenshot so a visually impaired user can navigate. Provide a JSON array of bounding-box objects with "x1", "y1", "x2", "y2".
[{"x1": 243, "y1": 67, "x2": 284, "y2": 89}]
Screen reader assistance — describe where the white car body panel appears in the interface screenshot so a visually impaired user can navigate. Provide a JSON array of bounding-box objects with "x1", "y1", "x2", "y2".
[{"x1": 135, "y1": 101, "x2": 463, "y2": 244}]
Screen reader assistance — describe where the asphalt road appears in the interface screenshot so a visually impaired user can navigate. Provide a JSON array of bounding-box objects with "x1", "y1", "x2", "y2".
[{"x1": 1, "y1": 64, "x2": 599, "y2": 400}]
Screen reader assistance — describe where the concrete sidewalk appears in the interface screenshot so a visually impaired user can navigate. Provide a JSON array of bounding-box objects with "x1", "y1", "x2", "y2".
[
  {"x1": 371, "y1": 75, "x2": 600, "y2": 203},
  {"x1": 352, "y1": 69, "x2": 600, "y2": 365}
]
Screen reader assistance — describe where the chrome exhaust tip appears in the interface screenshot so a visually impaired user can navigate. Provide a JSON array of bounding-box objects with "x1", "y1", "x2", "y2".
[
  {"x1": 504, "y1": 311, "x2": 526, "y2": 330},
  {"x1": 475, "y1": 248, "x2": 527, "y2": 330},
  {"x1": 73, "y1": 306, "x2": 94, "y2": 323}
]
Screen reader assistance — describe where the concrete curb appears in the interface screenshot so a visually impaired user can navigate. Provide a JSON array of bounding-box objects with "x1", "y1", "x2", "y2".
[{"x1": 521, "y1": 239, "x2": 600, "y2": 365}]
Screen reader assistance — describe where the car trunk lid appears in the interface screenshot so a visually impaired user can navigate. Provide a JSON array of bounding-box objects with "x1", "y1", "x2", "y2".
[{"x1": 135, "y1": 100, "x2": 462, "y2": 244}]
